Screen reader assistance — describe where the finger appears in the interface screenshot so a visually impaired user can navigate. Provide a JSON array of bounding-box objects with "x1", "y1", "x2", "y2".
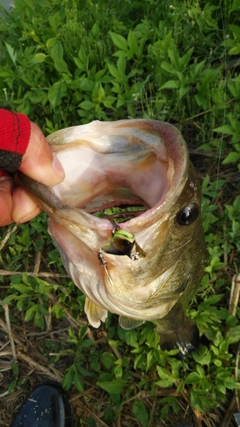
[
  {"x1": 0, "y1": 177, "x2": 14, "y2": 226},
  {"x1": 12, "y1": 186, "x2": 42, "y2": 223},
  {"x1": 19, "y1": 122, "x2": 65, "y2": 185}
]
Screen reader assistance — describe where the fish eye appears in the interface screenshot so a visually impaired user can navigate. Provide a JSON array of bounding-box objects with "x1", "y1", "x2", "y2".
[
  {"x1": 176, "y1": 204, "x2": 199, "y2": 226},
  {"x1": 121, "y1": 239, "x2": 133, "y2": 247}
]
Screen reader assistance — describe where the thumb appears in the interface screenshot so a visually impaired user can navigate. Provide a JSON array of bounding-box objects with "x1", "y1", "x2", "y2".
[
  {"x1": 0, "y1": 177, "x2": 14, "y2": 225},
  {"x1": 19, "y1": 122, "x2": 65, "y2": 185}
]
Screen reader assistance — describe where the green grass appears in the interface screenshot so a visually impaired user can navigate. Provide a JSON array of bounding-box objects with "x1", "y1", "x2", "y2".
[{"x1": 0, "y1": 0, "x2": 239, "y2": 426}]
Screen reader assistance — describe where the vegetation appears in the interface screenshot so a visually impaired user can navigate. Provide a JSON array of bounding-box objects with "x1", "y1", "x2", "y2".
[{"x1": 0, "y1": 0, "x2": 239, "y2": 426}]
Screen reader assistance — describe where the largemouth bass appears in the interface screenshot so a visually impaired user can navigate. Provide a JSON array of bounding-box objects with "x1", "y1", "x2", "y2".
[{"x1": 19, "y1": 119, "x2": 205, "y2": 357}]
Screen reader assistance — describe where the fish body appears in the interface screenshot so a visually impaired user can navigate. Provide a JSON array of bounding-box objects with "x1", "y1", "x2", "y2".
[{"x1": 19, "y1": 119, "x2": 206, "y2": 356}]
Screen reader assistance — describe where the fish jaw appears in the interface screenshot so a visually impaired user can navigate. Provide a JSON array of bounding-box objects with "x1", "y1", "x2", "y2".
[
  {"x1": 18, "y1": 119, "x2": 205, "y2": 351},
  {"x1": 47, "y1": 217, "x2": 179, "y2": 321}
]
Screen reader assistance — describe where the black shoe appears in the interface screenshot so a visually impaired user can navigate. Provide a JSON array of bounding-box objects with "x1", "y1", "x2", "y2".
[{"x1": 10, "y1": 382, "x2": 73, "y2": 427}]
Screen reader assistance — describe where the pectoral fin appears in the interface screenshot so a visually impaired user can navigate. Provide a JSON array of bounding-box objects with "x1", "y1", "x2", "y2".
[
  {"x1": 119, "y1": 316, "x2": 145, "y2": 330},
  {"x1": 84, "y1": 297, "x2": 108, "y2": 328}
]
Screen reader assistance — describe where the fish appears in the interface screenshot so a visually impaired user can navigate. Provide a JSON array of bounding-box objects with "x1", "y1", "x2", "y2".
[{"x1": 18, "y1": 119, "x2": 206, "y2": 357}]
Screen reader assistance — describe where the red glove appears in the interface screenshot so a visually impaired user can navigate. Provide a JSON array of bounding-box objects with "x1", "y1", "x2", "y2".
[{"x1": 0, "y1": 109, "x2": 31, "y2": 176}]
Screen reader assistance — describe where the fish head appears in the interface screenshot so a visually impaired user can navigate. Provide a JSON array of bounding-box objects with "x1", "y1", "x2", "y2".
[{"x1": 19, "y1": 119, "x2": 205, "y2": 331}]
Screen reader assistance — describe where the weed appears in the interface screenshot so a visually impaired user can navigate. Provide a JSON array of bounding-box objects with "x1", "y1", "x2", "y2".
[{"x1": 0, "y1": 0, "x2": 239, "y2": 426}]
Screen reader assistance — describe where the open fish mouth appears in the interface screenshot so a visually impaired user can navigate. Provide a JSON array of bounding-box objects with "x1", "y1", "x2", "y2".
[{"x1": 47, "y1": 119, "x2": 188, "y2": 237}]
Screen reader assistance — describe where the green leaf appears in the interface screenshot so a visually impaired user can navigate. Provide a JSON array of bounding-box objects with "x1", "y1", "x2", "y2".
[
  {"x1": 161, "y1": 61, "x2": 176, "y2": 74},
  {"x1": 156, "y1": 366, "x2": 172, "y2": 380},
  {"x1": 185, "y1": 372, "x2": 201, "y2": 384},
  {"x1": 145, "y1": 327, "x2": 160, "y2": 348},
  {"x1": 11, "y1": 361, "x2": 19, "y2": 376},
  {"x1": 214, "y1": 359, "x2": 222, "y2": 367},
  {"x1": 76, "y1": 45, "x2": 87, "y2": 62},
  {"x1": 117, "y1": 52, "x2": 126, "y2": 77},
  {"x1": 62, "y1": 368, "x2": 74, "y2": 390},
  {"x1": 52, "y1": 305, "x2": 65, "y2": 319},
  {"x1": 127, "y1": 30, "x2": 141, "y2": 59},
  {"x1": 229, "y1": 45, "x2": 240, "y2": 55},
  {"x1": 54, "y1": 59, "x2": 69, "y2": 74},
  {"x1": 216, "y1": 382, "x2": 226, "y2": 394},
  {"x1": 190, "y1": 390, "x2": 216, "y2": 411},
  {"x1": 192, "y1": 346, "x2": 211, "y2": 365},
  {"x1": 194, "y1": 60, "x2": 206, "y2": 76},
  {"x1": 49, "y1": 42, "x2": 69, "y2": 73},
  {"x1": 204, "y1": 294, "x2": 224, "y2": 305},
  {"x1": 34, "y1": 311, "x2": 45, "y2": 329},
  {"x1": 230, "y1": 0, "x2": 240, "y2": 12},
  {"x1": 24, "y1": 305, "x2": 37, "y2": 322},
  {"x1": 160, "y1": 80, "x2": 179, "y2": 89},
  {"x1": 1, "y1": 294, "x2": 18, "y2": 305},
  {"x1": 146, "y1": 350, "x2": 156, "y2": 371},
  {"x1": 97, "y1": 379, "x2": 125, "y2": 394},
  {"x1": 79, "y1": 100, "x2": 95, "y2": 110},
  {"x1": 114, "y1": 363, "x2": 122, "y2": 379},
  {"x1": 179, "y1": 86, "x2": 190, "y2": 99},
  {"x1": 108, "y1": 63, "x2": 122, "y2": 81},
  {"x1": 38, "y1": 305, "x2": 50, "y2": 316},
  {"x1": 109, "y1": 32, "x2": 128, "y2": 51},
  {"x1": 155, "y1": 378, "x2": 175, "y2": 387},
  {"x1": 46, "y1": 37, "x2": 58, "y2": 49},
  {"x1": 73, "y1": 57, "x2": 84, "y2": 70},
  {"x1": 29, "y1": 53, "x2": 47, "y2": 65},
  {"x1": 48, "y1": 81, "x2": 67, "y2": 109},
  {"x1": 213, "y1": 125, "x2": 234, "y2": 134},
  {"x1": 100, "y1": 352, "x2": 115, "y2": 370},
  {"x1": 73, "y1": 371, "x2": 84, "y2": 392},
  {"x1": 196, "y1": 365, "x2": 205, "y2": 378},
  {"x1": 11, "y1": 284, "x2": 30, "y2": 293},
  {"x1": 48, "y1": 12, "x2": 61, "y2": 31},
  {"x1": 125, "y1": 330, "x2": 138, "y2": 347},
  {"x1": 103, "y1": 95, "x2": 116, "y2": 108},
  {"x1": 227, "y1": 325, "x2": 240, "y2": 344},
  {"x1": 5, "y1": 42, "x2": 17, "y2": 66},
  {"x1": 132, "y1": 399, "x2": 149, "y2": 427},
  {"x1": 179, "y1": 47, "x2": 194, "y2": 69},
  {"x1": 216, "y1": 374, "x2": 238, "y2": 390},
  {"x1": 77, "y1": 78, "x2": 94, "y2": 91},
  {"x1": 222, "y1": 152, "x2": 240, "y2": 164}
]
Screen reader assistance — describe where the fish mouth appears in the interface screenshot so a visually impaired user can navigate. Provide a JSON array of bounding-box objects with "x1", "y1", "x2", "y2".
[{"x1": 50, "y1": 119, "x2": 188, "y2": 230}]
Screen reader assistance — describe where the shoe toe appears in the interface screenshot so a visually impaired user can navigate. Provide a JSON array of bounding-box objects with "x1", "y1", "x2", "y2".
[{"x1": 10, "y1": 383, "x2": 72, "y2": 427}]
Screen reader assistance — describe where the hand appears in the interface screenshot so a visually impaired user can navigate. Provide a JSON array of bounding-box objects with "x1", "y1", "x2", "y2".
[{"x1": 0, "y1": 122, "x2": 65, "y2": 226}]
